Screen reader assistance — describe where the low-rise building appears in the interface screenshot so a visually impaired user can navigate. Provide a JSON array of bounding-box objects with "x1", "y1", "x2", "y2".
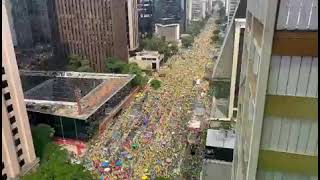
[
  {"x1": 20, "y1": 71, "x2": 136, "y2": 142},
  {"x1": 129, "y1": 51, "x2": 164, "y2": 71},
  {"x1": 155, "y1": 23, "x2": 181, "y2": 44}
]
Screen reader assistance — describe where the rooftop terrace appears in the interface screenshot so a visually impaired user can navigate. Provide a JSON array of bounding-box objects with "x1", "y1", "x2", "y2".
[{"x1": 20, "y1": 71, "x2": 135, "y2": 120}]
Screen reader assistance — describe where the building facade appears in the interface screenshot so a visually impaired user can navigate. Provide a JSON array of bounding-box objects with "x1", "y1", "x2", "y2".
[
  {"x1": 127, "y1": 0, "x2": 139, "y2": 51},
  {"x1": 232, "y1": 0, "x2": 318, "y2": 179},
  {"x1": 51, "y1": 0, "x2": 135, "y2": 72},
  {"x1": 155, "y1": 23, "x2": 181, "y2": 43},
  {"x1": 2, "y1": 2, "x2": 38, "y2": 179},
  {"x1": 210, "y1": 0, "x2": 246, "y2": 121},
  {"x1": 137, "y1": 0, "x2": 154, "y2": 36},
  {"x1": 10, "y1": 0, "x2": 34, "y2": 48},
  {"x1": 129, "y1": 50, "x2": 164, "y2": 71}
]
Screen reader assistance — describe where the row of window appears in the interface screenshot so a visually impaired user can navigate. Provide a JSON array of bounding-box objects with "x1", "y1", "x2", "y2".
[
  {"x1": 2, "y1": 66, "x2": 25, "y2": 171},
  {"x1": 141, "y1": 57, "x2": 157, "y2": 61}
]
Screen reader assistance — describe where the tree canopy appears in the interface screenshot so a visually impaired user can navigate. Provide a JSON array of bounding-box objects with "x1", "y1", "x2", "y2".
[
  {"x1": 140, "y1": 36, "x2": 178, "y2": 59},
  {"x1": 181, "y1": 35, "x2": 194, "y2": 48},
  {"x1": 23, "y1": 124, "x2": 93, "y2": 180},
  {"x1": 67, "y1": 54, "x2": 94, "y2": 72},
  {"x1": 150, "y1": 79, "x2": 162, "y2": 90},
  {"x1": 105, "y1": 57, "x2": 148, "y2": 86}
]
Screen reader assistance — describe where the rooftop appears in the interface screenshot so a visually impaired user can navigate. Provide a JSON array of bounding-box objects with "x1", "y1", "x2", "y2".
[
  {"x1": 20, "y1": 71, "x2": 135, "y2": 120},
  {"x1": 136, "y1": 50, "x2": 161, "y2": 57},
  {"x1": 206, "y1": 129, "x2": 236, "y2": 149}
]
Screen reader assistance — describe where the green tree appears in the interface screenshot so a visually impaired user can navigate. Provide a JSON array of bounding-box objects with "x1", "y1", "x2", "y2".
[
  {"x1": 23, "y1": 124, "x2": 93, "y2": 179},
  {"x1": 150, "y1": 79, "x2": 162, "y2": 90},
  {"x1": 140, "y1": 36, "x2": 177, "y2": 59},
  {"x1": 181, "y1": 35, "x2": 194, "y2": 48},
  {"x1": 67, "y1": 55, "x2": 94, "y2": 72},
  {"x1": 215, "y1": 19, "x2": 222, "y2": 25},
  {"x1": 213, "y1": 29, "x2": 220, "y2": 35},
  {"x1": 31, "y1": 124, "x2": 55, "y2": 160},
  {"x1": 210, "y1": 35, "x2": 220, "y2": 44},
  {"x1": 104, "y1": 57, "x2": 148, "y2": 86}
]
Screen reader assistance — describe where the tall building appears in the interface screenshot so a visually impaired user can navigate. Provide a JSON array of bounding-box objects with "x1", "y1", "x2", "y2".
[
  {"x1": 26, "y1": 0, "x2": 52, "y2": 45},
  {"x1": 2, "y1": 2, "x2": 38, "y2": 179},
  {"x1": 10, "y1": 0, "x2": 34, "y2": 48},
  {"x1": 51, "y1": 0, "x2": 138, "y2": 72},
  {"x1": 138, "y1": 0, "x2": 153, "y2": 36},
  {"x1": 127, "y1": 0, "x2": 139, "y2": 51},
  {"x1": 137, "y1": 0, "x2": 154, "y2": 36},
  {"x1": 8, "y1": 0, "x2": 53, "y2": 48},
  {"x1": 153, "y1": 0, "x2": 182, "y2": 24},
  {"x1": 232, "y1": 0, "x2": 318, "y2": 179},
  {"x1": 209, "y1": 0, "x2": 246, "y2": 121}
]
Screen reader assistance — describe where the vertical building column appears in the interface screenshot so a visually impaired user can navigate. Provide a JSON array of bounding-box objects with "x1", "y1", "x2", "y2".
[
  {"x1": 2, "y1": 0, "x2": 37, "y2": 167},
  {"x1": 2, "y1": 97, "x2": 20, "y2": 178}
]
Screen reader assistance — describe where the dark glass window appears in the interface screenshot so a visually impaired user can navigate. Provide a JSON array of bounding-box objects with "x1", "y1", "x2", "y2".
[
  {"x1": 17, "y1": 149, "x2": 23, "y2": 157},
  {"x1": 6, "y1": 105, "x2": 13, "y2": 113},
  {"x1": 19, "y1": 159, "x2": 25, "y2": 167},
  {"x1": 9, "y1": 117, "x2": 16, "y2": 124},
  {"x1": 2, "y1": 80, "x2": 8, "y2": 88},
  {"x1": 4, "y1": 92, "x2": 11, "y2": 100},
  {"x1": 12, "y1": 127, "x2": 18, "y2": 136},
  {"x1": 14, "y1": 138, "x2": 21, "y2": 146}
]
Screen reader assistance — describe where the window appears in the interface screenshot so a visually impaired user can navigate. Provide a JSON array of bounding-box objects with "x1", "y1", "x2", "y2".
[
  {"x1": 152, "y1": 63, "x2": 157, "y2": 69},
  {"x1": 12, "y1": 127, "x2": 18, "y2": 136},
  {"x1": 14, "y1": 138, "x2": 21, "y2": 146},
  {"x1": 17, "y1": 149, "x2": 23, "y2": 157},
  {"x1": 6, "y1": 105, "x2": 13, "y2": 113},
  {"x1": 4, "y1": 92, "x2": 11, "y2": 101},
  {"x1": 9, "y1": 117, "x2": 16, "y2": 124},
  {"x1": 19, "y1": 159, "x2": 25, "y2": 167},
  {"x1": 2, "y1": 80, "x2": 8, "y2": 88}
]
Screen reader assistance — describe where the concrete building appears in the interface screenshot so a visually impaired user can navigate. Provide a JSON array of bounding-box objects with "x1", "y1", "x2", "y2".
[
  {"x1": 127, "y1": 0, "x2": 140, "y2": 51},
  {"x1": 210, "y1": 0, "x2": 246, "y2": 121},
  {"x1": 2, "y1": 2, "x2": 38, "y2": 179},
  {"x1": 186, "y1": 0, "x2": 212, "y2": 22},
  {"x1": 4, "y1": 0, "x2": 17, "y2": 47},
  {"x1": 20, "y1": 71, "x2": 136, "y2": 141},
  {"x1": 231, "y1": 0, "x2": 318, "y2": 179},
  {"x1": 226, "y1": 0, "x2": 238, "y2": 25},
  {"x1": 155, "y1": 23, "x2": 181, "y2": 43},
  {"x1": 26, "y1": 0, "x2": 52, "y2": 45},
  {"x1": 153, "y1": 0, "x2": 182, "y2": 24},
  {"x1": 7, "y1": 0, "x2": 53, "y2": 48},
  {"x1": 202, "y1": 129, "x2": 235, "y2": 180},
  {"x1": 50, "y1": 0, "x2": 137, "y2": 72},
  {"x1": 137, "y1": 0, "x2": 154, "y2": 37},
  {"x1": 129, "y1": 51, "x2": 164, "y2": 71},
  {"x1": 10, "y1": 0, "x2": 34, "y2": 48},
  {"x1": 153, "y1": 0, "x2": 187, "y2": 32}
]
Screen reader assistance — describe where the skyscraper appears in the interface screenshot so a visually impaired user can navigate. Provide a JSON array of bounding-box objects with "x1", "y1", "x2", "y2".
[
  {"x1": 2, "y1": 2, "x2": 38, "y2": 179},
  {"x1": 50, "y1": 0, "x2": 138, "y2": 72}
]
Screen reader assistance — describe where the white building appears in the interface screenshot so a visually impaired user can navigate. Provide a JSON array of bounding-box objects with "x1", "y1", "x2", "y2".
[
  {"x1": 154, "y1": 23, "x2": 181, "y2": 44},
  {"x1": 188, "y1": 0, "x2": 208, "y2": 21},
  {"x1": 129, "y1": 51, "x2": 164, "y2": 71}
]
